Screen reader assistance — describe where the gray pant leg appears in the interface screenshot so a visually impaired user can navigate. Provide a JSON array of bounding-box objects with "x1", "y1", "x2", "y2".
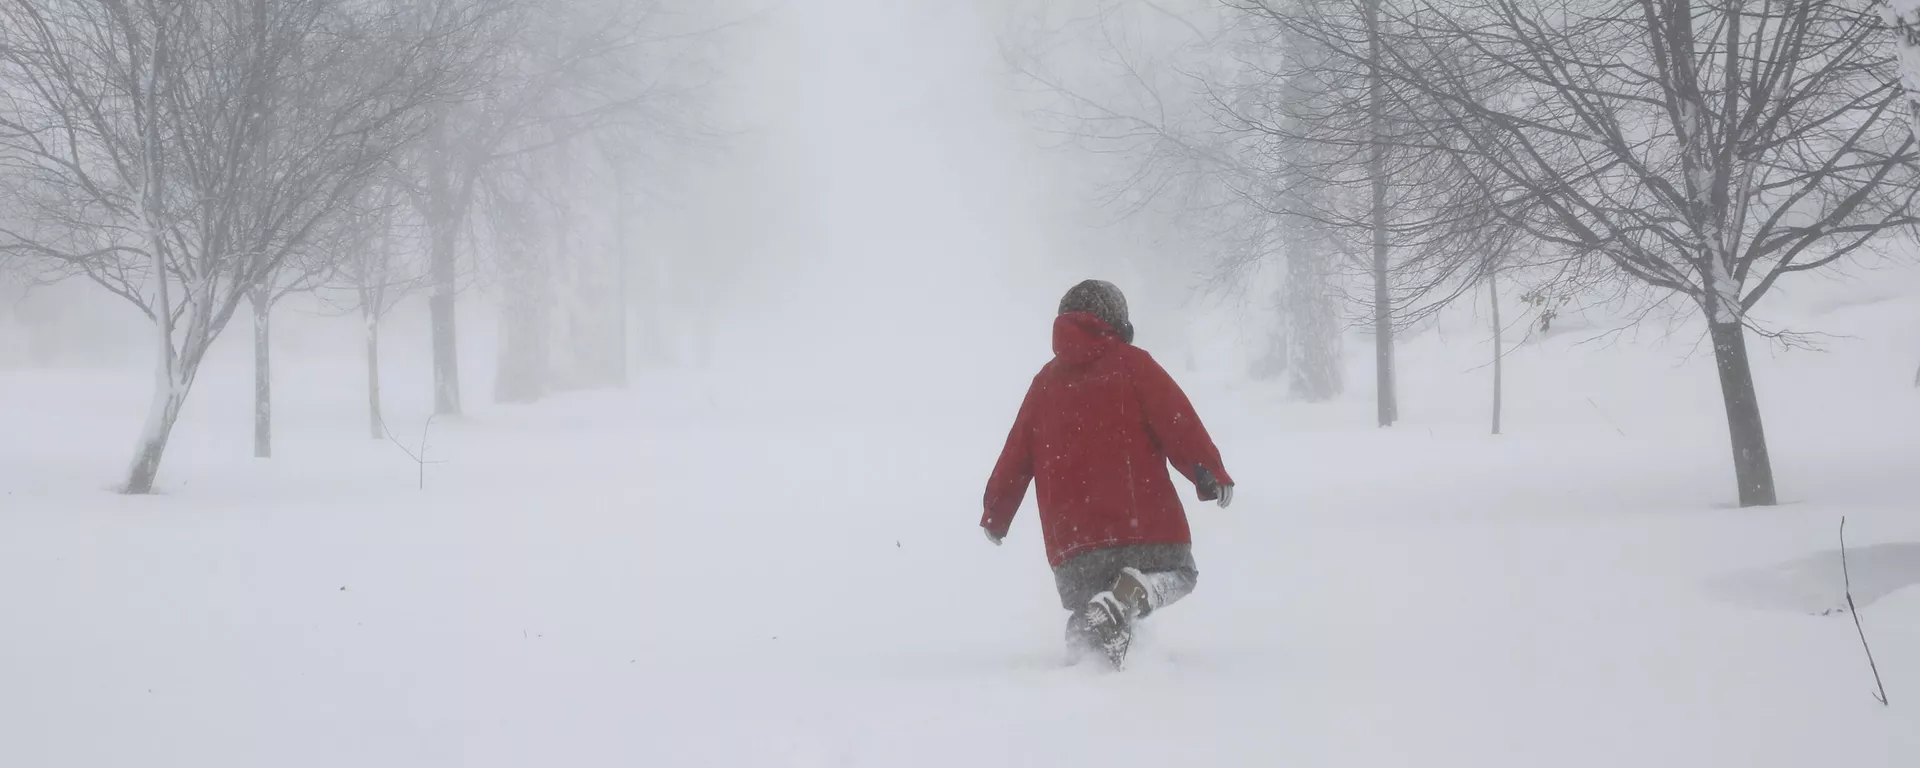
[
  {"x1": 1052, "y1": 543, "x2": 1198, "y2": 614},
  {"x1": 1132, "y1": 568, "x2": 1196, "y2": 616}
]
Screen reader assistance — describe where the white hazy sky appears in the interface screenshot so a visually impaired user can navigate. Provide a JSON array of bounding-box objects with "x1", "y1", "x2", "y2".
[{"x1": 676, "y1": 0, "x2": 1184, "y2": 385}]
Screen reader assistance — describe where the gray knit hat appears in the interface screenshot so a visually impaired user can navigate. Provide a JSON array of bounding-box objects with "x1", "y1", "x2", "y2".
[{"x1": 1058, "y1": 279, "x2": 1135, "y2": 344}]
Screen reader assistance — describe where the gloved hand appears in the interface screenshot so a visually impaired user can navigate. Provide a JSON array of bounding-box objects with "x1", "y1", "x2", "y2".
[
  {"x1": 1194, "y1": 465, "x2": 1234, "y2": 509},
  {"x1": 983, "y1": 526, "x2": 1003, "y2": 546}
]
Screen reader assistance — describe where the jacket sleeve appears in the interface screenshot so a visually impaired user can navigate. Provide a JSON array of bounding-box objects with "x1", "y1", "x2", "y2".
[
  {"x1": 981, "y1": 378, "x2": 1039, "y2": 539},
  {"x1": 1128, "y1": 349, "x2": 1234, "y2": 499}
]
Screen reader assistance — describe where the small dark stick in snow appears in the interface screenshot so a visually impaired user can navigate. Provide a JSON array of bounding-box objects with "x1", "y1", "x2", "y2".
[
  {"x1": 380, "y1": 414, "x2": 447, "y2": 490},
  {"x1": 1840, "y1": 516, "x2": 1889, "y2": 706},
  {"x1": 1587, "y1": 397, "x2": 1626, "y2": 437}
]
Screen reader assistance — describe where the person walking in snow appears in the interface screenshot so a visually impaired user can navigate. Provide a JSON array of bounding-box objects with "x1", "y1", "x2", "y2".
[{"x1": 981, "y1": 279, "x2": 1235, "y2": 668}]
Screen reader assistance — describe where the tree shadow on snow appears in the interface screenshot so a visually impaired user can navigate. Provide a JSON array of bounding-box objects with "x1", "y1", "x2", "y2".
[{"x1": 1707, "y1": 543, "x2": 1920, "y2": 615}]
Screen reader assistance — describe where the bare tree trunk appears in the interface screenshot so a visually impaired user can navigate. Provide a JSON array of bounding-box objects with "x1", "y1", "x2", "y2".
[
  {"x1": 613, "y1": 169, "x2": 631, "y2": 389},
  {"x1": 127, "y1": 33, "x2": 178, "y2": 495},
  {"x1": 428, "y1": 216, "x2": 462, "y2": 416},
  {"x1": 1365, "y1": 0, "x2": 1397, "y2": 427},
  {"x1": 253, "y1": 289, "x2": 272, "y2": 459},
  {"x1": 129, "y1": 286, "x2": 188, "y2": 495},
  {"x1": 495, "y1": 285, "x2": 548, "y2": 403},
  {"x1": 1489, "y1": 274, "x2": 1502, "y2": 436},
  {"x1": 1886, "y1": 0, "x2": 1920, "y2": 382},
  {"x1": 128, "y1": 379, "x2": 190, "y2": 494},
  {"x1": 365, "y1": 305, "x2": 383, "y2": 440},
  {"x1": 495, "y1": 230, "x2": 550, "y2": 403},
  {"x1": 1371, "y1": 208, "x2": 1395, "y2": 425},
  {"x1": 127, "y1": 285, "x2": 206, "y2": 494},
  {"x1": 426, "y1": 116, "x2": 463, "y2": 417},
  {"x1": 1708, "y1": 320, "x2": 1776, "y2": 506},
  {"x1": 1282, "y1": 240, "x2": 1341, "y2": 401}
]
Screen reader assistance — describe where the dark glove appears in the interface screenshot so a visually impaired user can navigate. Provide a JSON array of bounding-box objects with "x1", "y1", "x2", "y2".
[{"x1": 1194, "y1": 465, "x2": 1234, "y2": 509}]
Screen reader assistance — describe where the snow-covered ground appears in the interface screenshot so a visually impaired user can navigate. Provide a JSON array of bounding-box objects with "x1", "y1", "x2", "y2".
[
  {"x1": 4, "y1": 0, "x2": 1917, "y2": 760},
  {"x1": 2, "y1": 282, "x2": 1915, "y2": 767}
]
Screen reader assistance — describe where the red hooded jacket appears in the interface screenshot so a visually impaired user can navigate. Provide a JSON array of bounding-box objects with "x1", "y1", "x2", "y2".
[{"x1": 982, "y1": 312, "x2": 1234, "y2": 567}]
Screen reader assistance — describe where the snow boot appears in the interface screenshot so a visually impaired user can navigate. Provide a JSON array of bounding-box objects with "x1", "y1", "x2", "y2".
[
  {"x1": 1081, "y1": 568, "x2": 1154, "y2": 669},
  {"x1": 1082, "y1": 592, "x2": 1134, "y2": 669},
  {"x1": 1064, "y1": 611, "x2": 1103, "y2": 665}
]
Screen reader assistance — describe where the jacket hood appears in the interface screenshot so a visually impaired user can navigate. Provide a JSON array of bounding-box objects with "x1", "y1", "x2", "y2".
[{"x1": 1053, "y1": 312, "x2": 1124, "y2": 364}]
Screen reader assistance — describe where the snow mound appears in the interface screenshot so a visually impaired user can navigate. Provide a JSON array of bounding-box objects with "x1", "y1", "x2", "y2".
[{"x1": 1708, "y1": 543, "x2": 1920, "y2": 615}]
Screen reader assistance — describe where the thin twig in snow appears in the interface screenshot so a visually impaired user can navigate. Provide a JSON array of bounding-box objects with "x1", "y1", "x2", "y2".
[
  {"x1": 1586, "y1": 397, "x2": 1626, "y2": 437},
  {"x1": 379, "y1": 414, "x2": 446, "y2": 490},
  {"x1": 1840, "y1": 516, "x2": 1889, "y2": 707}
]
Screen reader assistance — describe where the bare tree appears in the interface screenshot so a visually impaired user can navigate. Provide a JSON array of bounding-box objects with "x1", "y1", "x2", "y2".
[
  {"x1": 318, "y1": 181, "x2": 428, "y2": 439},
  {"x1": 1009, "y1": 2, "x2": 1370, "y2": 404},
  {"x1": 1289, "y1": 0, "x2": 1920, "y2": 505},
  {"x1": 1013, "y1": 1, "x2": 1545, "y2": 424},
  {"x1": 1888, "y1": 0, "x2": 1920, "y2": 388},
  {"x1": 399, "y1": 0, "x2": 724, "y2": 416},
  {"x1": 1224, "y1": 4, "x2": 1349, "y2": 402},
  {"x1": 1223, "y1": 0, "x2": 1543, "y2": 419},
  {"x1": 480, "y1": 159, "x2": 552, "y2": 404},
  {"x1": 248, "y1": 226, "x2": 350, "y2": 458},
  {"x1": 1361, "y1": 0, "x2": 1397, "y2": 425},
  {"x1": 0, "y1": 0, "x2": 486, "y2": 492}
]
